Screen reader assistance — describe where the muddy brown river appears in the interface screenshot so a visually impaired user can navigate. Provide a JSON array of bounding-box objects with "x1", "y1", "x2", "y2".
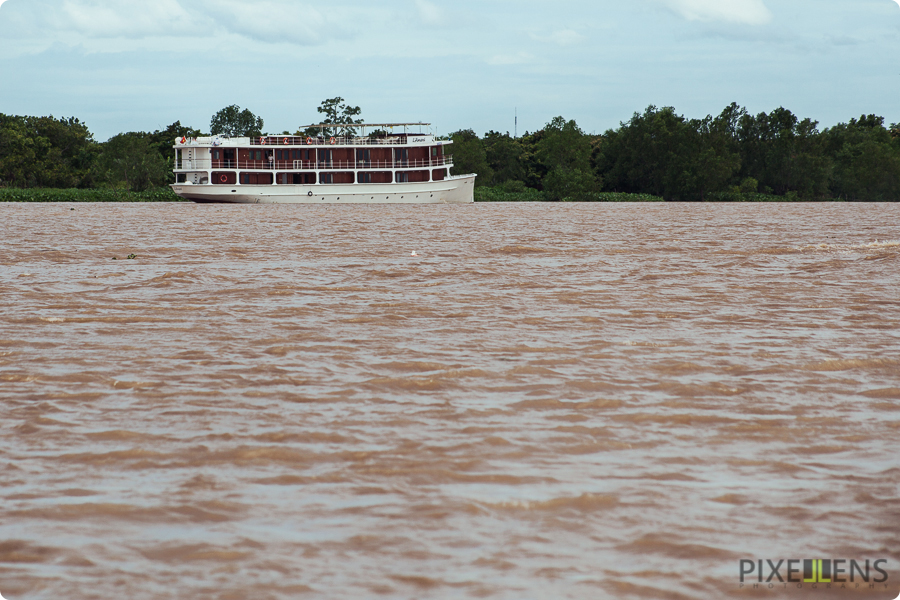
[{"x1": 1, "y1": 202, "x2": 898, "y2": 599}]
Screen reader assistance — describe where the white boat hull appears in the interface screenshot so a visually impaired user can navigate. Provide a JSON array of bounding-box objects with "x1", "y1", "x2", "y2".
[{"x1": 171, "y1": 175, "x2": 475, "y2": 204}]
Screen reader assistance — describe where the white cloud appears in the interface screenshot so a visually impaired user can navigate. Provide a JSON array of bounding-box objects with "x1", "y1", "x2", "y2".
[
  {"x1": 1, "y1": 0, "x2": 346, "y2": 49},
  {"x1": 487, "y1": 51, "x2": 535, "y2": 66},
  {"x1": 530, "y1": 29, "x2": 584, "y2": 46},
  {"x1": 660, "y1": 0, "x2": 772, "y2": 25},
  {"x1": 195, "y1": 0, "x2": 329, "y2": 45},
  {"x1": 414, "y1": 0, "x2": 442, "y2": 25},
  {"x1": 58, "y1": 0, "x2": 192, "y2": 38}
]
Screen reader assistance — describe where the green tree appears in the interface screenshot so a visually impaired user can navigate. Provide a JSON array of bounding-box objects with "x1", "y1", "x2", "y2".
[
  {"x1": 95, "y1": 133, "x2": 169, "y2": 192},
  {"x1": 596, "y1": 105, "x2": 740, "y2": 201},
  {"x1": 595, "y1": 106, "x2": 688, "y2": 199},
  {"x1": 537, "y1": 117, "x2": 598, "y2": 201},
  {"x1": 0, "y1": 114, "x2": 40, "y2": 187},
  {"x1": 0, "y1": 113, "x2": 98, "y2": 188},
  {"x1": 297, "y1": 97, "x2": 362, "y2": 137},
  {"x1": 516, "y1": 129, "x2": 548, "y2": 191},
  {"x1": 691, "y1": 110, "x2": 742, "y2": 199},
  {"x1": 210, "y1": 105, "x2": 264, "y2": 137},
  {"x1": 735, "y1": 107, "x2": 831, "y2": 198},
  {"x1": 483, "y1": 131, "x2": 526, "y2": 186},
  {"x1": 823, "y1": 115, "x2": 900, "y2": 201},
  {"x1": 449, "y1": 129, "x2": 492, "y2": 185}
]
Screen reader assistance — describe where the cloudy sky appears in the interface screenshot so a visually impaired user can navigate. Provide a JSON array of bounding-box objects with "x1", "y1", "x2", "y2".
[{"x1": 0, "y1": 0, "x2": 898, "y2": 140}]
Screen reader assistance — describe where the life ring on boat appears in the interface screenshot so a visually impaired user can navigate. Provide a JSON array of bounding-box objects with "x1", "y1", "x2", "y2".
[
  {"x1": 330, "y1": 137, "x2": 336, "y2": 145},
  {"x1": 306, "y1": 137, "x2": 312, "y2": 145},
  {"x1": 219, "y1": 174, "x2": 228, "y2": 183},
  {"x1": 259, "y1": 137, "x2": 266, "y2": 145},
  {"x1": 283, "y1": 137, "x2": 289, "y2": 145},
  {"x1": 307, "y1": 190, "x2": 313, "y2": 197}
]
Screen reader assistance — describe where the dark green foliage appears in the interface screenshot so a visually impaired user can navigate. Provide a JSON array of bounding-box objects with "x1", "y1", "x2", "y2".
[
  {"x1": 0, "y1": 114, "x2": 98, "y2": 188},
  {"x1": 475, "y1": 182, "x2": 544, "y2": 202},
  {"x1": 0, "y1": 187, "x2": 184, "y2": 202},
  {"x1": 595, "y1": 106, "x2": 740, "y2": 201},
  {"x1": 537, "y1": 117, "x2": 599, "y2": 201},
  {"x1": 475, "y1": 185, "x2": 662, "y2": 202},
  {"x1": 594, "y1": 103, "x2": 897, "y2": 201},
  {"x1": 732, "y1": 106, "x2": 830, "y2": 198},
  {"x1": 822, "y1": 115, "x2": 900, "y2": 201},
  {"x1": 513, "y1": 130, "x2": 548, "y2": 191},
  {"x1": 483, "y1": 131, "x2": 525, "y2": 186},
  {"x1": 449, "y1": 129, "x2": 493, "y2": 185},
  {"x1": 210, "y1": 105, "x2": 264, "y2": 137},
  {"x1": 95, "y1": 132, "x2": 170, "y2": 192},
  {"x1": 455, "y1": 106, "x2": 898, "y2": 201}
]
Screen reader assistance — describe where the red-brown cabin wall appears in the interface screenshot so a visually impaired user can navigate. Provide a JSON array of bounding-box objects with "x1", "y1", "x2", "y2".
[
  {"x1": 239, "y1": 173, "x2": 272, "y2": 185},
  {"x1": 331, "y1": 148, "x2": 353, "y2": 163},
  {"x1": 369, "y1": 148, "x2": 392, "y2": 162},
  {"x1": 212, "y1": 171, "x2": 237, "y2": 185},
  {"x1": 320, "y1": 172, "x2": 354, "y2": 184},
  {"x1": 408, "y1": 147, "x2": 428, "y2": 162},
  {"x1": 399, "y1": 170, "x2": 429, "y2": 183},
  {"x1": 358, "y1": 171, "x2": 392, "y2": 183}
]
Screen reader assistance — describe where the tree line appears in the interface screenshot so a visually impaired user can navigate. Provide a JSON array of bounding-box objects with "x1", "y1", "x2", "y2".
[
  {"x1": 2, "y1": 102, "x2": 898, "y2": 200},
  {"x1": 0, "y1": 99, "x2": 365, "y2": 193},
  {"x1": 0, "y1": 114, "x2": 199, "y2": 192},
  {"x1": 451, "y1": 104, "x2": 900, "y2": 201}
]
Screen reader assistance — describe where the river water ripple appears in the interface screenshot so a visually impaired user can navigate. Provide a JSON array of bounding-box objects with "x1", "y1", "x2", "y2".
[{"x1": 1, "y1": 202, "x2": 899, "y2": 599}]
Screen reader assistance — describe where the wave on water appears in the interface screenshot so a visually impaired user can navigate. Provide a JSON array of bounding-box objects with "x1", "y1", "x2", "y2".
[{"x1": 2, "y1": 203, "x2": 899, "y2": 599}]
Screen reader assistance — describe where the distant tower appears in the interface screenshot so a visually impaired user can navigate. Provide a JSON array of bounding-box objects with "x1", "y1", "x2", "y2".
[{"x1": 515, "y1": 108, "x2": 517, "y2": 138}]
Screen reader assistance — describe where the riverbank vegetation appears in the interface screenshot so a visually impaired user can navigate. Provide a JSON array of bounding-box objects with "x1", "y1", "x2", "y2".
[
  {"x1": 1, "y1": 102, "x2": 897, "y2": 201},
  {"x1": 0, "y1": 187, "x2": 182, "y2": 202},
  {"x1": 452, "y1": 105, "x2": 900, "y2": 201},
  {"x1": 0, "y1": 113, "x2": 198, "y2": 193}
]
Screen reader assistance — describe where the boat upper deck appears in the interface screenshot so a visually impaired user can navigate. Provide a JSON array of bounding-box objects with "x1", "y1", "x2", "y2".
[{"x1": 175, "y1": 123, "x2": 449, "y2": 148}]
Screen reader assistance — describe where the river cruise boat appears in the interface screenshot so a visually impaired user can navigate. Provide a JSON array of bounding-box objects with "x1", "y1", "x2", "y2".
[{"x1": 171, "y1": 122, "x2": 474, "y2": 203}]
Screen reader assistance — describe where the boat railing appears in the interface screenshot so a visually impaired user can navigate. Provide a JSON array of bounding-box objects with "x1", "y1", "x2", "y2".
[
  {"x1": 178, "y1": 156, "x2": 453, "y2": 171},
  {"x1": 249, "y1": 136, "x2": 433, "y2": 146}
]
